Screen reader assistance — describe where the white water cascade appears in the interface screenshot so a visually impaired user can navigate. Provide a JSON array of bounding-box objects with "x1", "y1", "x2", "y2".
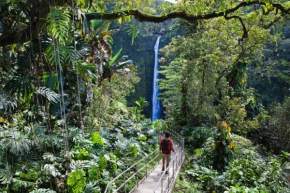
[{"x1": 151, "y1": 36, "x2": 162, "y2": 120}]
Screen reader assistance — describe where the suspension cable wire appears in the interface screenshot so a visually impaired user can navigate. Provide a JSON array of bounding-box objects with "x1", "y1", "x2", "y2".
[{"x1": 71, "y1": 0, "x2": 84, "y2": 129}]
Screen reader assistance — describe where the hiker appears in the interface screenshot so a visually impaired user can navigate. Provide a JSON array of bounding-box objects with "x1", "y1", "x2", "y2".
[{"x1": 160, "y1": 132, "x2": 175, "y2": 174}]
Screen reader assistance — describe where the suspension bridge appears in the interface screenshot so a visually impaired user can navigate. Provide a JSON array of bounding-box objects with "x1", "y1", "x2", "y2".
[{"x1": 104, "y1": 136, "x2": 185, "y2": 193}]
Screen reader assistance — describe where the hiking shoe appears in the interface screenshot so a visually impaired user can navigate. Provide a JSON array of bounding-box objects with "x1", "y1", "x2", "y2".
[{"x1": 165, "y1": 171, "x2": 169, "y2": 175}]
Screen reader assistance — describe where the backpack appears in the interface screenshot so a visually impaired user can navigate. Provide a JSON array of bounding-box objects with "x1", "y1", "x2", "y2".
[{"x1": 161, "y1": 139, "x2": 170, "y2": 153}]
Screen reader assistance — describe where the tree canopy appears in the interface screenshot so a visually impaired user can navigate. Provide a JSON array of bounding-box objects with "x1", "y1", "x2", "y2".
[{"x1": 1, "y1": 0, "x2": 290, "y2": 45}]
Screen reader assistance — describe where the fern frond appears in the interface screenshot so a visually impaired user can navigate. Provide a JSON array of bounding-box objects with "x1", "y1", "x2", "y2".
[
  {"x1": 47, "y1": 7, "x2": 71, "y2": 44},
  {"x1": 0, "y1": 93, "x2": 17, "y2": 112}
]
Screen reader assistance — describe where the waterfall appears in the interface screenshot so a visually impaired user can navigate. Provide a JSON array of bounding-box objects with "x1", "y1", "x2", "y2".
[{"x1": 152, "y1": 36, "x2": 162, "y2": 121}]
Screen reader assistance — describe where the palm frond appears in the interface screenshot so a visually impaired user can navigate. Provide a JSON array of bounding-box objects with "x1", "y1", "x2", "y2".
[
  {"x1": 35, "y1": 87, "x2": 60, "y2": 104},
  {"x1": 47, "y1": 7, "x2": 71, "y2": 44},
  {"x1": 45, "y1": 44, "x2": 73, "y2": 67},
  {"x1": 70, "y1": 49, "x2": 83, "y2": 62}
]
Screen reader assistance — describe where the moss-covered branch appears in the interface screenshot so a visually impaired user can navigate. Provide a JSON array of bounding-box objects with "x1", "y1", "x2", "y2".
[
  {"x1": 85, "y1": 1, "x2": 290, "y2": 23},
  {"x1": 1, "y1": 0, "x2": 290, "y2": 46}
]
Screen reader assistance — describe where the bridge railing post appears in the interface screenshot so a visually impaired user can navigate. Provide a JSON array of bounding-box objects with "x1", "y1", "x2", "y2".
[
  {"x1": 161, "y1": 177, "x2": 164, "y2": 193},
  {"x1": 167, "y1": 172, "x2": 170, "y2": 190},
  {"x1": 173, "y1": 158, "x2": 175, "y2": 178}
]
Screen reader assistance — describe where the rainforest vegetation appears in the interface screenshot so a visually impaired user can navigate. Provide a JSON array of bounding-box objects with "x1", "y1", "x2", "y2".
[{"x1": 0, "y1": 0, "x2": 290, "y2": 193}]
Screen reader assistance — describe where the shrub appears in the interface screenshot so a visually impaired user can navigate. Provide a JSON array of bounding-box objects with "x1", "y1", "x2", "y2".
[
  {"x1": 261, "y1": 97, "x2": 290, "y2": 152},
  {"x1": 67, "y1": 169, "x2": 86, "y2": 193},
  {"x1": 183, "y1": 127, "x2": 216, "y2": 148},
  {"x1": 177, "y1": 134, "x2": 290, "y2": 193}
]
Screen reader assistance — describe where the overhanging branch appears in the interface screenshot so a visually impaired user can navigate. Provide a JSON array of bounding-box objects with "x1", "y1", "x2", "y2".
[
  {"x1": 85, "y1": 1, "x2": 290, "y2": 23},
  {"x1": 224, "y1": 15, "x2": 248, "y2": 41},
  {"x1": 1, "y1": 0, "x2": 290, "y2": 46}
]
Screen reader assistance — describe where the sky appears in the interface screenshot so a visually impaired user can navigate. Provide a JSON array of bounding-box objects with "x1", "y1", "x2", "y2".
[{"x1": 164, "y1": 0, "x2": 178, "y2": 4}]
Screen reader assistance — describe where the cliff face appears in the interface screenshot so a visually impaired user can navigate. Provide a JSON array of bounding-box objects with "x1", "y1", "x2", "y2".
[
  {"x1": 112, "y1": 20, "x2": 173, "y2": 117},
  {"x1": 113, "y1": 31, "x2": 154, "y2": 116},
  {"x1": 248, "y1": 22, "x2": 290, "y2": 105}
]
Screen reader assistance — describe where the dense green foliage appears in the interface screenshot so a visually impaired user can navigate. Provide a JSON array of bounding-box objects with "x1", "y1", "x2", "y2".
[
  {"x1": 175, "y1": 127, "x2": 290, "y2": 193},
  {"x1": 157, "y1": 1, "x2": 290, "y2": 191},
  {"x1": 1, "y1": 0, "x2": 290, "y2": 193}
]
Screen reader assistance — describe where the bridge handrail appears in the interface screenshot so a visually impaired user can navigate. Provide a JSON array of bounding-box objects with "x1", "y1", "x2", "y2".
[
  {"x1": 116, "y1": 152, "x2": 160, "y2": 193},
  {"x1": 105, "y1": 135, "x2": 185, "y2": 193},
  {"x1": 104, "y1": 147, "x2": 160, "y2": 193},
  {"x1": 153, "y1": 137, "x2": 185, "y2": 193}
]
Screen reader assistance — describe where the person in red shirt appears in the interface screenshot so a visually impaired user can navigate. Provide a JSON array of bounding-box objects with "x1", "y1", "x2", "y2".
[{"x1": 160, "y1": 132, "x2": 175, "y2": 174}]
